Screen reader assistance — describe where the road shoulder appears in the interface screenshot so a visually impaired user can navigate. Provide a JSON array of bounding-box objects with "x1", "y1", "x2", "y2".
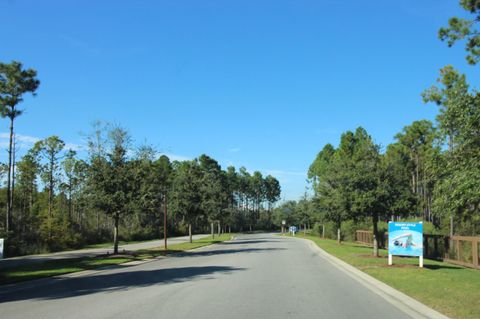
[
  {"x1": 0, "y1": 234, "x2": 234, "y2": 293},
  {"x1": 293, "y1": 236, "x2": 450, "y2": 319}
]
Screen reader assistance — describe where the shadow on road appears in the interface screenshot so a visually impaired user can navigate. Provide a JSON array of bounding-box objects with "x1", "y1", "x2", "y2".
[
  {"x1": 0, "y1": 266, "x2": 244, "y2": 303},
  {"x1": 174, "y1": 247, "x2": 286, "y2": 258},
  {"x1": 219, "y1": 240, "x2": 282, "y2": 245}
]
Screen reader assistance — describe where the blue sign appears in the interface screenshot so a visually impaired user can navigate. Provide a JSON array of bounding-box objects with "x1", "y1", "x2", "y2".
[
  {"x1": 289, "y1": 226, "x2": 297, "y2": 233},
  {"x1": 388, "y1": 222, "x2": 423, "y2": 257}
]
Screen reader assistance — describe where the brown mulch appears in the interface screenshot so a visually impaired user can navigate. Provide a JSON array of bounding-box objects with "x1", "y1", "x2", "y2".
[
  {"x1": 353, "y1": 253, "x2": 387, "y2": 259},
  {"x1": 358, "y1": 263, "x2": 422, "y2": 270},
  {"x1": 96, "y1": 252, "x2": 137, "y2": 258}
]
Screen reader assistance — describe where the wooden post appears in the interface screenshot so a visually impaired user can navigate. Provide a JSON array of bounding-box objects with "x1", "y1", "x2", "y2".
[
  {"x1": 456, "y1": 238, "x2": 460, "y2": 261},
  {"x1": 472, "y1": 239, "x2": 479, "y2": 268},
  {"x1": 449, "y1": 217, "x2": 454, "y2": 258},
  {"x1": 164, "y1": 194, "x2": 167, "y2": 251},
  {"x1": 424, "y1": 235, "x2": 429, "y2": 258}
]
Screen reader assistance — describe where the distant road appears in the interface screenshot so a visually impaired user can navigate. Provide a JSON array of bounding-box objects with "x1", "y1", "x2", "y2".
[
  {"x1": 0, "y1": 234, "x2": 208, "y2": 269},
  {"x1": 0, "y1": 233, "x2": 414, "y2": 319}
]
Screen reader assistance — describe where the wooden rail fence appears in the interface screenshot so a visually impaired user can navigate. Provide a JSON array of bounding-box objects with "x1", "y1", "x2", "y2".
[{"x1": 355, "y1": 230, "x2": 480, "y2": 270}]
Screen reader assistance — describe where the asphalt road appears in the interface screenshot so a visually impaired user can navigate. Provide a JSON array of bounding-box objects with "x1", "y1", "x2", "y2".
[
  {"x1": 0, "y1": 234, "x2": 208, "y2": 269},
  {"x1": 0, "y1": 233, "x2": 413, "y2": 319}
]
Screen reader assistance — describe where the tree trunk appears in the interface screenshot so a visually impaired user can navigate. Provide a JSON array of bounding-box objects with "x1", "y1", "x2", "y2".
[
  {"x1": 322, "y1": 224, "x2": 325, "y2": 238},
  {"x1": 5, "y1": 117, "x2": 14, "y2": 233},
  {"x1": 415, "y1": 154, "x2": 420, "y2": 195},
  {"x1": 96, "y1": 211, "x2": 100, "y2": 235},
  {"x1": 113, "y1": 213, "x2": 119, "y2": 254},
  {"x1": 29, "y1": 182, "x2": 34, "y2": 213},
  {"x1": 48, "y1": 156, "x2": 54, "y2": 220},
  {"x1": 450, "y1": 216, "x2": 454, "y2": 237},
  {"x1": 11, "y1": 135, "x2": 16, "y2": 229},
  {"x1": 337, "y1": 228, "x2": 341, "y2": 244},
  {"x1": 211, "y1": 222, "x2": 215, "y2": 239},
  {"x1": 68, "y1": 182, "x2": 73, "y2": 221},
  {"x1": 217, "y1": 221, "x2": 221, "y2": 237},
  {"x1": 163, "y1": 194, "x2": 168, "y2": 250},
  {"x1": 372, "y1": 213, "x2": 379, "y2": 257},
  {"x1": 411, "y1": 172, "x2": 415, "y2": 193},
  {"x1": 189, "y1": 223, "x2": 192, "y2": 243}
]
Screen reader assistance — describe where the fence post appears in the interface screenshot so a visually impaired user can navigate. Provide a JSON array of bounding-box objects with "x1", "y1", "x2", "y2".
[
  {"x1": 444, "y1": 236, "x2": 449, "y2": 259},
  {"x1": 424, "y1": 235, "x2": 429, "y2": 258},
  {"x1": 456, "y1": 238, "x2": 460, "y2": 261},
  {"x1": 472, "y1": 239, "x2": 479, "y2": 268}
]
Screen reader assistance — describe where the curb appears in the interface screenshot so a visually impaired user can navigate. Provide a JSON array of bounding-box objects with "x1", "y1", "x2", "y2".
[
  {"x1": 294, "y1": 237, "x2": 450, "y2": 319},
  {"x1": 0, "y1": 235, "x2": 236, "y2": 296}
]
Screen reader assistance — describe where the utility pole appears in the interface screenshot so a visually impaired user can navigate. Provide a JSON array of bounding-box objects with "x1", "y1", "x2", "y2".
[{"x1": 164, "y1": 194, "x2": 167, "y2": 251}]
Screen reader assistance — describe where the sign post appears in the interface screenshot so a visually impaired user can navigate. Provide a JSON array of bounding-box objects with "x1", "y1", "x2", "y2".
[
  {"x1": 0, "y1": 238, "x2": 4, "y2": 259},
  {"x1": 388, "y1": 221, "x2": 423, "y2": 267}
]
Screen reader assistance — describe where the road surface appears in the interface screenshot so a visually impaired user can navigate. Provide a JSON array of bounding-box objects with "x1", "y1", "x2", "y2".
[
  {"x1": 0, "y1": 233, "x2": 413, "y2": 319},
  {"x1": 0, "y1": 234, "x2": 208, "y2": 269}
]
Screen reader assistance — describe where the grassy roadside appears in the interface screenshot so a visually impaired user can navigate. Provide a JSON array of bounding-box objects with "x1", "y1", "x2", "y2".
[
  {"x1": 134, "y1": 234, "x2": 233, "y2": 259},
  {"x1": 0, "y1": 234, "x2": 233, "y2": 285},
  {"x1": 289, "y1": 233, "x2": 480, "y2": 319},
  {"x1": 82, "y1": 238, "x2": 160, "y2": 249}
]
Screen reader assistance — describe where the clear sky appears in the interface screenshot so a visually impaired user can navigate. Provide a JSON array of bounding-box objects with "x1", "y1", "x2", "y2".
[{"x1": 1, "y1": 0, "x2": 478, "y2": 201}]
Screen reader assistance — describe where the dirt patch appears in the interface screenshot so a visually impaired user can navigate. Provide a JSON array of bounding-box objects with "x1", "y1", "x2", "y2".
[
  {"x1": 353, "y1": 254, "x2": 387, "y2": 259},
  {"x1": 365, "y1": 263, "x2": 422, "y2": 269},
  {"x1": 96, "y1": 253, "x2": 136, "y2": 259},
  {"x1": 382, "y1": 264, "x2": 424, "y2": 269},
  {"x1": 358, "y1": 263, "x2": 422, "y2": 270}
]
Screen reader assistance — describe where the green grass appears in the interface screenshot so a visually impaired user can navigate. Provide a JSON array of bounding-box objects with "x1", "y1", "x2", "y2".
[
  {"x1": 82, "y1": 238, "x2": 159, "y2": 249},
  {"x1": 291, "y1": 233, "x2": 480, "y2": 319},
  {"x1": 134, "y1": 234, "x2": 234, "y2": 259},
  {"x1": 0, "y1": 234, "x2": 234, "y2": 285},
  {"x1": 0, "y1": 257, "x2": 134, "y2": 285}
]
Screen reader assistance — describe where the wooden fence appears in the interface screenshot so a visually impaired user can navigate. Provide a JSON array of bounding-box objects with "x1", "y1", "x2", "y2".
[
  {"x1": 355, "y1": 230, "x2": 388, "y2": 249},
  {"x1": 445, "y1": 236, "x2": 480, "y2": 269},
  {"x1": 355, "y1": 230, "x2": 480, "y2": 270}
]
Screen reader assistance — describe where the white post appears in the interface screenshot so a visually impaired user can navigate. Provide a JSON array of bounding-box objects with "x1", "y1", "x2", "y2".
[
  {"x1": 419, "y1": 255, "x2": 424, "y2": 268},
  {"x1": 388, "y1": 254, "x2": 393, "y2": 266}
]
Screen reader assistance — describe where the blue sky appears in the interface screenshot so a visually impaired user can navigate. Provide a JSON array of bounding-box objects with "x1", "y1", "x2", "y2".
[{"x1": 1, "y1": 0, "x2": 478, "y2": 201}]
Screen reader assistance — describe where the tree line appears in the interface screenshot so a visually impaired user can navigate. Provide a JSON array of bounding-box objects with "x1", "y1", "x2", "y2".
[
  {"x1": 0, "y1": 69, "x2": 281, "y2": 256},
  {"x1": 274, "y1": 1, "x2": 480, "y2": 256}
]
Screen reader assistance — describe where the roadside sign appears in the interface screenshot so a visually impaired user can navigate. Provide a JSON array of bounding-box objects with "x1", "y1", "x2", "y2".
[
  {"x1": 0, "y1": 238, "x2": 4, "y2": 259},
  {"x1": 388, "y1": 222, "x2": 423, "y2": 267},
  {"x1": 282, "y1": 220, "x2": 286, "y2": 225},
  {"x1": 289, "y1": 226, "x2": 297, "y2": 236}
]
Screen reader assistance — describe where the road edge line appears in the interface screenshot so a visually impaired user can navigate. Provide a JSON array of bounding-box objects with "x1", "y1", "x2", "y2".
[{"x1": 295, "y1": 237, "x2": 450, "y2": 319}]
